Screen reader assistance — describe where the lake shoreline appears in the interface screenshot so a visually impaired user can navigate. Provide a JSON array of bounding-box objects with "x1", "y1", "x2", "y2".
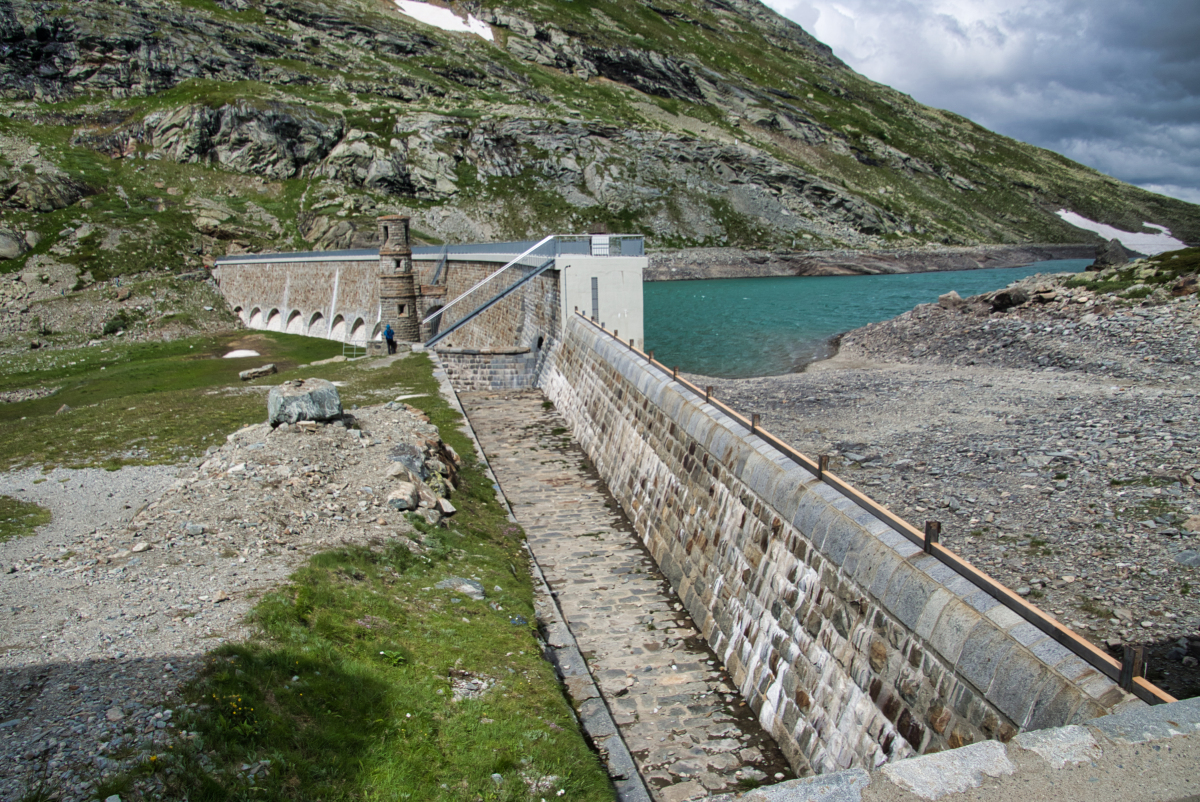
[{"x1": 646, "y1": 242, "x2": 1096, "y2": 281}]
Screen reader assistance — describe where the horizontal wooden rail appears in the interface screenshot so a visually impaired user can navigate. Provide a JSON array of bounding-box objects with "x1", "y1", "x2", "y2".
[{"x1": 575, "y1": 312, "x2": 1175, "y2": 707}]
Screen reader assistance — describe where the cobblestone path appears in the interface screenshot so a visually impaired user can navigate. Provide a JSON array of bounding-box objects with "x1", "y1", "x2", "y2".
[{"x1": 461, "y1": 390, "x2": 797, "y2": 802}]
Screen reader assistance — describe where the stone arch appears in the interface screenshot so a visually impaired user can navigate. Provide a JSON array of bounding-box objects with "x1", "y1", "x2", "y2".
[
  {"x1": 371, "y1": 322, "x2": 383, "y2": 341},
  {"x1": 308, "y1": 312, "x2": 327, "y2": 338},
  {"x1": 249, "y1": 307, "x2": 263, "y2": 328},
  {"x1": 330, "y1": 314, "x2": 347, "y2": 342},
  {"x1": 286, "y1": 310, "x2": 304, "y2": 334},
  {"x1": 266, "y1": 309, "x2": 282, "y2": 332},
  {"x1": 425, "y1": 305, "x2": 444, "y2": 338},
  {"x1": 349, "y1": 317, "x2": 367, "y2": 344}
]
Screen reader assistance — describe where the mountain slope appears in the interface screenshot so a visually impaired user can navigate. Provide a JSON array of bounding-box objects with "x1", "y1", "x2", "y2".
[{"x1": 0, "y1": 0, "x2": 1197, "y2": 288}]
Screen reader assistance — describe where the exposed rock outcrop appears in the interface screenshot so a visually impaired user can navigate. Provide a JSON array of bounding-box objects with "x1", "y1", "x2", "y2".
[
  {"x1": 1089, "y1": 238, "x2": 1134, "y2": 270},
  {"x1": 0, "y1": 0, "x2": 1196, "y2": 265},
  {"x1": 0, "y1": 166, "x2": 91, "y2": 212}
]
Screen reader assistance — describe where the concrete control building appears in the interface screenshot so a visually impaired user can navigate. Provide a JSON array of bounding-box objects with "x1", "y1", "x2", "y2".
[{"x1": 213, "y1": 216, "x2": 645, "y2": 389}]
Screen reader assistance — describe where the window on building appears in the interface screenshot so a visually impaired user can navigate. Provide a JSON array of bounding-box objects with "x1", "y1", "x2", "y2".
[
  {"x1": 591, "y1": 277, "x2": 599, "y2": 320},
  {"x1": 398, "y1": 304, "x2": 407, "y2": 316}
]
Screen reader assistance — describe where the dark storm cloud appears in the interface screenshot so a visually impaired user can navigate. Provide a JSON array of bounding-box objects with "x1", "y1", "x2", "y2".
[{"x1": 763, "y1": 0, "x2": 1200, "y2": 204}]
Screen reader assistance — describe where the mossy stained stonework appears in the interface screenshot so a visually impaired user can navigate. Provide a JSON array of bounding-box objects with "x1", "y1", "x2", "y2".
[{"x1": 540, "y1": 316, "x2": 1134, "y2": 775}]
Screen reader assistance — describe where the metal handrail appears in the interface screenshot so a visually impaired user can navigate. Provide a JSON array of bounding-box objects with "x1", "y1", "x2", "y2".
[
  {"x1": 572, "y1": 310, "x2": 1176, "y2": 707},
  {"x1": 426, "y1": 257, "x2": 556, "y2": 347},
  {"x1": 422, "y1": 234, "x2": 556, "y2": 326},
  {"x1": 430, "y1": 244, "x2": 449, "y2": 286}
]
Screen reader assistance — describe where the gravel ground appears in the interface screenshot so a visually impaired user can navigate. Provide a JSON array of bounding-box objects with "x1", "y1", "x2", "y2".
[
  {"x1": 0, "y1": 393, "x2": 460, "y2": 801},
  {"x1": 694, "y1": 271, "x2": 1200, "y2": 699}
]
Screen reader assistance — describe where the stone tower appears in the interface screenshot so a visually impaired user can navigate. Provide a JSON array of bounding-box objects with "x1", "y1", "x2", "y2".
[{"x1": 378, "y1": 215, "x2": 419, "y2": 342}]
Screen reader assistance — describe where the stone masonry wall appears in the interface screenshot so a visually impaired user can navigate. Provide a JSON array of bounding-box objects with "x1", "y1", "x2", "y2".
[
  {"x1": 429, "y1": 260, "x2": 560, "y2": 353},
  {"x1": 437, "y1": 348, "x2": 540, "y2": 391},
  {"x1": 214, "y1": 258, "x2": 380, "y2": 340},
  {"x1": 540, "y1": 315, "x2": 1134, "y2": 776}
]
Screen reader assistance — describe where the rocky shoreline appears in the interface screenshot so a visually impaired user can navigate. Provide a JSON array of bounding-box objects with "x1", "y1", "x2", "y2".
[
  {"x1": 646, "y1": 243, "x2": 1097, "y2": 281},
  {"x1": 691, "y1": 262, "x2": 1200, "y2": 698}
]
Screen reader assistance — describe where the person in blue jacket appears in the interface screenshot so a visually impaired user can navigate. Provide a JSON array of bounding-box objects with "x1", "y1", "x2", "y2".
[{"x1": 384, "y1": 323, "x2": 395, "y2": 354}]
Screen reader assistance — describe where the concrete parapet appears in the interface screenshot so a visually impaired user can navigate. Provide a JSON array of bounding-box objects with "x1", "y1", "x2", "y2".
[
  {"x1": 541, "y1": 314, "x2": 1138, "y2": 777},
  {"x1": 705, "y1": 697, "x2": 1200, "y2": 801}
]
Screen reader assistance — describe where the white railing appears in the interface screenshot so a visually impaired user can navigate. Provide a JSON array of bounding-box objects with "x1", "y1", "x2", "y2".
[{"x1": 422, "y1": 235, "x2": 556, "y2": 328}]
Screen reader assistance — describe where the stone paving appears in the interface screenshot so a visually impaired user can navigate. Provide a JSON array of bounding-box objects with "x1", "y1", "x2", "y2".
[{"x1": 462, "y1": 390, "x2": 797, "y2": 802}]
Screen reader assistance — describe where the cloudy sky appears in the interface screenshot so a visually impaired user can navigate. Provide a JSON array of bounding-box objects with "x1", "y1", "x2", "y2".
[{"x1": 761, "y1": 0, "x2": 1200, "y2": 206}]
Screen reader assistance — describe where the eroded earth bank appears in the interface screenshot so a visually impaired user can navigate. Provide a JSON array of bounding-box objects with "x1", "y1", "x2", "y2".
[{"x1": 692, "y1": 260, "x2": 1200, "y2": 700}]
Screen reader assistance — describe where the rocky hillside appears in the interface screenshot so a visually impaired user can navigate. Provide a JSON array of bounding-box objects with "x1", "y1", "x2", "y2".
[{"x1": 1, "y1": 0, "x2": 1198, "y2": 292}]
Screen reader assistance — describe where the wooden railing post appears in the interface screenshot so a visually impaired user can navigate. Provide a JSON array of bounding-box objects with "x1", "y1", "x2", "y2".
[{"x1": 1120, "y1": 644, "x2": 1145, "y2": 691}]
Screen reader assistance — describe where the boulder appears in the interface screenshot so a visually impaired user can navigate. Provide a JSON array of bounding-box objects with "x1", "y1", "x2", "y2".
[
  {"x1": 1088, "y1": 238, "x2": 1131, "y2": 271},
  {"x1": 386, "y1": 482, "x2": 419, "y2": 511},
  {"x1": 937, "y1": 290, "x2": 965, "y2": 310},
  {"x1": 1174, "y1": 550, "x2": 1200, "y2": 568},
  {"x1": 239, "y1": 363, "x2": 277, "y2": 381},
  {"x1": 436, "y1": 576, "x2": 485, "y2": 600},
  {"x1": 267, "y1": 378, "x2": 342, "y2": 425},
  {"x1": 0, "y1": 228, "x2": 26, "y2": 260},
  {"x1": 989, "y1": 286, "x2": 1028, "y2": 312},
  {"x1": 390, "y1": 442, "x2": 427, "y2": 479},
  {"x1": 1172, "y1": 275, "x2": 1197, "y2": 297}
]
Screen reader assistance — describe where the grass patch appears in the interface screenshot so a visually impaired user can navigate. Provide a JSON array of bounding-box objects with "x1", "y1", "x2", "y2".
[
  {"x1": 106, "y1": 352, "x2": 614, "y2": 801},
  {"x1": 1079, "y1": 599, "x2": 1114, "y2": 620},
  {"x1": 0, "y1": 331, "x2": 342, "y2": 470},
  {"x1": 0, "y1": 495, "x2": 52, "y2": 543}
]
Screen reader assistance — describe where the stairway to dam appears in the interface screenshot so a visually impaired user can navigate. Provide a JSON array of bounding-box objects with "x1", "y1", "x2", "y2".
[{"x1": 462, "y1": 390, "x2": 797, "y2": 802}]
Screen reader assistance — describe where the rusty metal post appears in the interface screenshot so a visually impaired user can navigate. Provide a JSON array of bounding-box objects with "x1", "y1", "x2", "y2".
[
  {"x1": 751, "y1": 413, "x2": 760, "y2": 434},
  {"x1": 672, "y1": 366, "x2": 679, "y2": 379},
  {"x1": 818, "y1": 454, "x2": 829, "y2": 478},
  {"x1": 924, "y1": 520, "x2": 941, "y2": 553},
  {"x1": 613, "y1": 329, "x2": 618, "y2": 339},
  {"x1": 648, "y1": 349, "x2": 654, "y2": 363},
  {"x1": 705, "y1": 386, "x2": 712, "y2": 402}
]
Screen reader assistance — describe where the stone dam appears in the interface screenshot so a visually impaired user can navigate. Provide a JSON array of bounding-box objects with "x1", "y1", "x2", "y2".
[{"x1": 217, "y1": 219, "x2": 1195, "y2": 802}]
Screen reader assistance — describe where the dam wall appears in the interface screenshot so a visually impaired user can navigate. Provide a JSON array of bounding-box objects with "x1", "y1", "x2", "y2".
[
  {"x1": 213, "y1": 254, "x2": 381, "y2": 342},
  {"x1": 538, "y1": 313, "x2": 1143, "y2": 775}
]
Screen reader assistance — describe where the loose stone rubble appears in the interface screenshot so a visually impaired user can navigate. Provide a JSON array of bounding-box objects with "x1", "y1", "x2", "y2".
[
  {"x1": 700, "y1": 267, "x2": 1200, "y2": 698},
  {"x1": 0, "y1": 396, "x2": 460, "y2": 801}
]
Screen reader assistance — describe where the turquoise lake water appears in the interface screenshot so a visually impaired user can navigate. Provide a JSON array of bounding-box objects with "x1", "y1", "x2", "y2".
[{"x1": 642, "y1": 259, "x2": 1089, "y2": 378}]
